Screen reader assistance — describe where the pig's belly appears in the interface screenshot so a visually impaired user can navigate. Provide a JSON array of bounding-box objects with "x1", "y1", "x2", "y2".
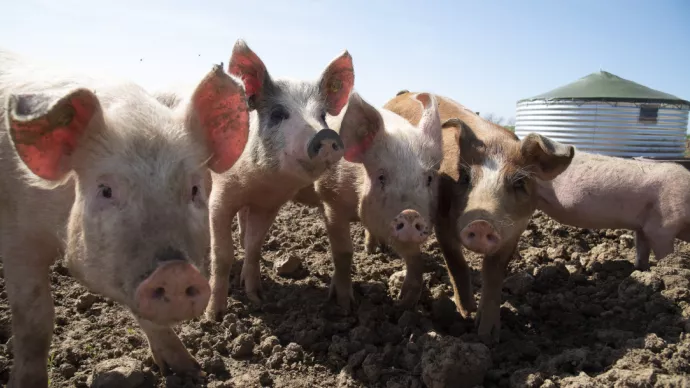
[{"x1": 538, "y1": 197, "x2": 644, "y2": 232}]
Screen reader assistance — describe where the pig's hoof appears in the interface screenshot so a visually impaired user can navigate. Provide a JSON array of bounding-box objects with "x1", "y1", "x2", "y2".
[
  {"x1": 456, "y1": 299, "x2": 478, "y2": 318},
  {"x1": 397, "y1": 287, "x2": 421, "y2": 309},
  {"x1": 246, "y1": 290, "x2": 263, "y2": 306},
  {"x1": 156, "y1": 352, "x2": 202, "y2": 377},
  {"x1": 476, "y1": 311, "x2": 501, "y2": 344},
  {"x1": 328, "y1": 282, "x2": 355, "y2": 312}
]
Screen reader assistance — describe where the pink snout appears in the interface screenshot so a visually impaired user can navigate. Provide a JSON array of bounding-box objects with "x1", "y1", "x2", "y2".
[
  {"x1": 460, "y1": 220, "x2": 501, "y2": 255},
  {"x1": 135, "y1": 261, "x2": 210, "y2": 324},
  {"x1": 390, "y1": 209, "x2": 430, "y2": 245}
]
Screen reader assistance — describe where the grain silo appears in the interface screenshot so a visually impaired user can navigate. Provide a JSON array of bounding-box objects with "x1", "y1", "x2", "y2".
[{"x1": 515, "y1": 71, "x2": 690, "y2": 158}]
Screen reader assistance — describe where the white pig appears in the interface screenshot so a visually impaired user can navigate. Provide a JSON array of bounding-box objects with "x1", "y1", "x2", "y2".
[
  {"x1": 292, "y1": 91, "x2": 443, "y2": 310},
  {"x1": 536, "y1": 151, "x2": 690, "y2": 269},
  {"x1": 0, "y1": 49, "x2": 250, "y2": 387},
  {"x1": 156, "y1": 39, "x2": 355, "y2": 320}
]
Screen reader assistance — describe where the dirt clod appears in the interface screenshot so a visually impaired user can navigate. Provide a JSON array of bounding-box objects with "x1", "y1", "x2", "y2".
[{"x1": 87, "y1": 357, "x2": 153, "y2": 388}]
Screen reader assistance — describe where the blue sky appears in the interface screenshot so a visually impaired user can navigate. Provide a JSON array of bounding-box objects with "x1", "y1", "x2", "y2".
[{"x1": 3, "y1": 0, "x2": 689, "y2": 130}]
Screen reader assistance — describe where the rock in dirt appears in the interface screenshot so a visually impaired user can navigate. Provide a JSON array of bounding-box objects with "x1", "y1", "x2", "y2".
[
  {"x1": 230, "y1": 333, "x2": 255, "y2": 358},
  {"x1": 503, "y1": 272, "x2": 535, "y2": 295},
  {"x1": 420, "y1": 332, "x2": 492, "y2": 388},
  {"x1": 389, "y1": 270, "x2": 406, "y2": 292},
  {"x1": 260, "y1": 336, "x2": 280, "y2": 356},
  {"x1": 283, "y1": 342, "x2": 304, "y2": 364},
  {"x1": 274, "y1": 254, "x2": 301, "y2": 276},
  {"x1": 87, "y1": 357, "x2": 153, "y2": 388}
]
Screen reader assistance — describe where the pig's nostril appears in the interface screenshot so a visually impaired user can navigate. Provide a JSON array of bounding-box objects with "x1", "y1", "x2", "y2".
[
  {"x1": 396, "y1": 222, "x2": 405, "y2": 231},
  {"x1": 332, "y1": 142, "x2": 339, "y2": 151},
  {"x1": 415, "y1": 223, "x2": 422, "y2": 231},
  {"x1": 487, "y1": 234, "x2": 497, "y2": 243},
  {"x1": 185, "y1": 286, "x2": 199, "y2": 297},
  {"x1": 153, "y1": 287, "x2": 165, "y2": 299},
  {"x1": 313, "y1": 143, "x2": 322, "y2": 154},
  {"x1": 468, "y1": 232, "x2": 476, "y2": 239}
]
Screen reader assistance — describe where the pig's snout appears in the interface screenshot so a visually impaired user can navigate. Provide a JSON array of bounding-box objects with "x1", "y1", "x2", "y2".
[
  {"x1": 460, "y1": 220, "x2": 501, "y2": 255},
  {"x1": 307, "y1": 129, "x2": 344, "y2": 161},
  {"x1": 135, "y1": 261, "x2": 210, "y2": 324},
  {"x1": 390, "y1": 209, "x2": 430, "y2": 245}
]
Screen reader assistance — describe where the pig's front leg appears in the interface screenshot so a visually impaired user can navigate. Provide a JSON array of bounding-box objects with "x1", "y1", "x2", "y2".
[
  {"x1": 3, "y1": 242, "x2": 54, "y2": 388},
  {"x1": 324, "y1": 206, "x2": 355, "y2": 310},
  {"x1": 436, "y1": 225, "x2": 476, "y2": 317},
  {"x1": 634, "y1": 230, "x2": 651, "y2": 270},
  {"x1": 137, "y1": 318, "x2": 200, "y2": 376},
  {"x1": 207, "y1": 186, "x2": 239, "y2": 321},
  {"x1": 476, "y1": 248, "x2": 512, "y2": 343},
  {"x1": 240, "y1": 205, "x2": 280, "y2": 304},
  {"x1": 397, "y1": 248, "x2": 424, "y2": 309}
]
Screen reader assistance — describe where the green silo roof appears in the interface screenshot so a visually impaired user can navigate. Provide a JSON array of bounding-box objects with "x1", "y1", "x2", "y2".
[{"x1": 519, "y1": 71, "x2": 690, "y2": 105}]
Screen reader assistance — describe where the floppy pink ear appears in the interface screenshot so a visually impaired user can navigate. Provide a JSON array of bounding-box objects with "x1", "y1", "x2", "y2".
[
  {"x1": 227, "y1": 39, "x2": 267, "y2": 102},
  {"x1": 189, "y1": 65, "x2": 250, "y2": 173},
  {"x1": 7, "y1": 89, "x2": 100, "y2": 181},
  {"x1": 339, "y1": 93, "x2": 383, "y2": 163},
  {"x1": 319, "y1": 50, "x2": 355, "y2": 116}
]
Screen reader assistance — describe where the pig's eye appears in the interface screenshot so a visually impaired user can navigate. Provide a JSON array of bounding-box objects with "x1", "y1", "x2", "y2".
[
  {"x1": 269, "y1": 106, "x2": 290, "y2": 126},
  {"x1": 513, "y1": 178, "x2": 526, "y2": 191},
  {"x1": 378, "y1": 174, "x2": 386, "y2": 187},
  {"x1": 459, "y1": 171, "x2": 471, "y2": 185},
  {"x1": 426, "y1": 174, "x2": 434, "y2": 187},
  {"x1": 191, "y1": 185, "x2": 199, "y2": 200},
  {"x1": 320, "y1": 110, "x2": 327, "y2": 122},
  {"x1": 98, "y1": 184, "x2": 113, "y2": 199}
]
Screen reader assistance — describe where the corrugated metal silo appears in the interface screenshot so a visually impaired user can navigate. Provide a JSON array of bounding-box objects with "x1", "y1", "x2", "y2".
[{"x1": 515, "y1": 71, "x2": 690, "y2": 158}]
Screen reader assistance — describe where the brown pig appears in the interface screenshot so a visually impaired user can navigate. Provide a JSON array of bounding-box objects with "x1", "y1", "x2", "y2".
[
  {"x1": 292, "y1": 91, "x2": 443, "y2": 309},
  {"x1": 0, "y1": 49, "x2": 250, "y2": 387},
  {"x1": 384, "y1": 91, "x2": 575, "y2": 342},
  {"x1": 536, "y1": 152, "x2": 690, "y2": 270}
]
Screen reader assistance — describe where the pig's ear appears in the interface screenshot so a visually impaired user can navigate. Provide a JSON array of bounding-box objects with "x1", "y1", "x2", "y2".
[
  {"x1": 188, "y1": 64, "x2": 250, "y2": 173},
  {"x1": 520, "y1": 133, "x2": 575, "y2": 181},
  {"x1": 228, "y1": 39, "x2": 269, "y2": 108},
  {"x1": 318, "y1": 50, "x2": 355, "y2": 116},
  {"x1": 340, "y1": 92, "x2": 383, "y2": 163},
  {"x1": 6, "y1": 89, "x2": 101, "y2": 181},
  {"x1": 443, "y1": 118, "x2": 475, "y2": 145},
  {"x1": 414, "y1": 93, "x2": 442, "y2": 147}
]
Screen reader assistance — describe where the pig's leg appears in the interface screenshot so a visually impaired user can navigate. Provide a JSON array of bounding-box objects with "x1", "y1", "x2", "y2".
[
  {"x1": 207, "y1": 186, "x2": 240, "y2": 321},
  {"x1": 323, "y1": 205, "x2": 355, "y2": 310},
  {"x1": 137, "y1": 318, "x2": 200, "y2": 376},
  {"x1": 634, "y1": 231, "x2": 651, "y2": 270},
  {"x1": 436, "y1": 225, "x2": 477, "y2": 317},
  {"x1": 240, "y1": 205, "x2": 280, "y2": 304},
  {"x1": 365, "y1": 229, "x2": 390, "y2": 254},
  {"x1": 237, "y1": 206, "x2": 249, "y2": 249},
  {"x1": 3, "y1": 238, "x2": 55, "y2": 388},
  {"x1": 476, "y1": 247, "x2": 513, "y2": 343},
  {"x1": 398, "y1": 249, "x2": 424, "y2": 309}
]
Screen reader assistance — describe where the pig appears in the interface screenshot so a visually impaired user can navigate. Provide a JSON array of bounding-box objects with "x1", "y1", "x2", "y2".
[
  {"x1": 164, "y1": 40, "x2": 354, "y2": 320},
  {"x1": 384, "y1": 91, "x2": 575, "y2": 342},
  {"x1": 0, "y1": 49, "x2": 250, "y2": 387},
  {"x1": 292, "y1": 91, "x2": 443, "y2": 309},
  {"x1": 535, "y1": 152, "x2": 690, "y2": 270}
]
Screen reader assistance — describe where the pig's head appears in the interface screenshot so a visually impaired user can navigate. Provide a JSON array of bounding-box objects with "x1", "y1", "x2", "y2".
[
  {"x1": 228, "y1": 39, "x2": 354, "y2": 183},
  {"x1": 5, "y1": 65, "x2": 250, "y2": 326},
  {"x1": 339, "y1": 92, "x2": 443, "y2": 254},
  {"x1": 443, "y1": 119, "x2": 574, "y2": 256}
]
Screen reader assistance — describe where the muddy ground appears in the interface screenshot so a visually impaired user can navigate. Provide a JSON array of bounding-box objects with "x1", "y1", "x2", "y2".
[{"x1": 0, "y1": 203, "x2": 689, "y2": 388}]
